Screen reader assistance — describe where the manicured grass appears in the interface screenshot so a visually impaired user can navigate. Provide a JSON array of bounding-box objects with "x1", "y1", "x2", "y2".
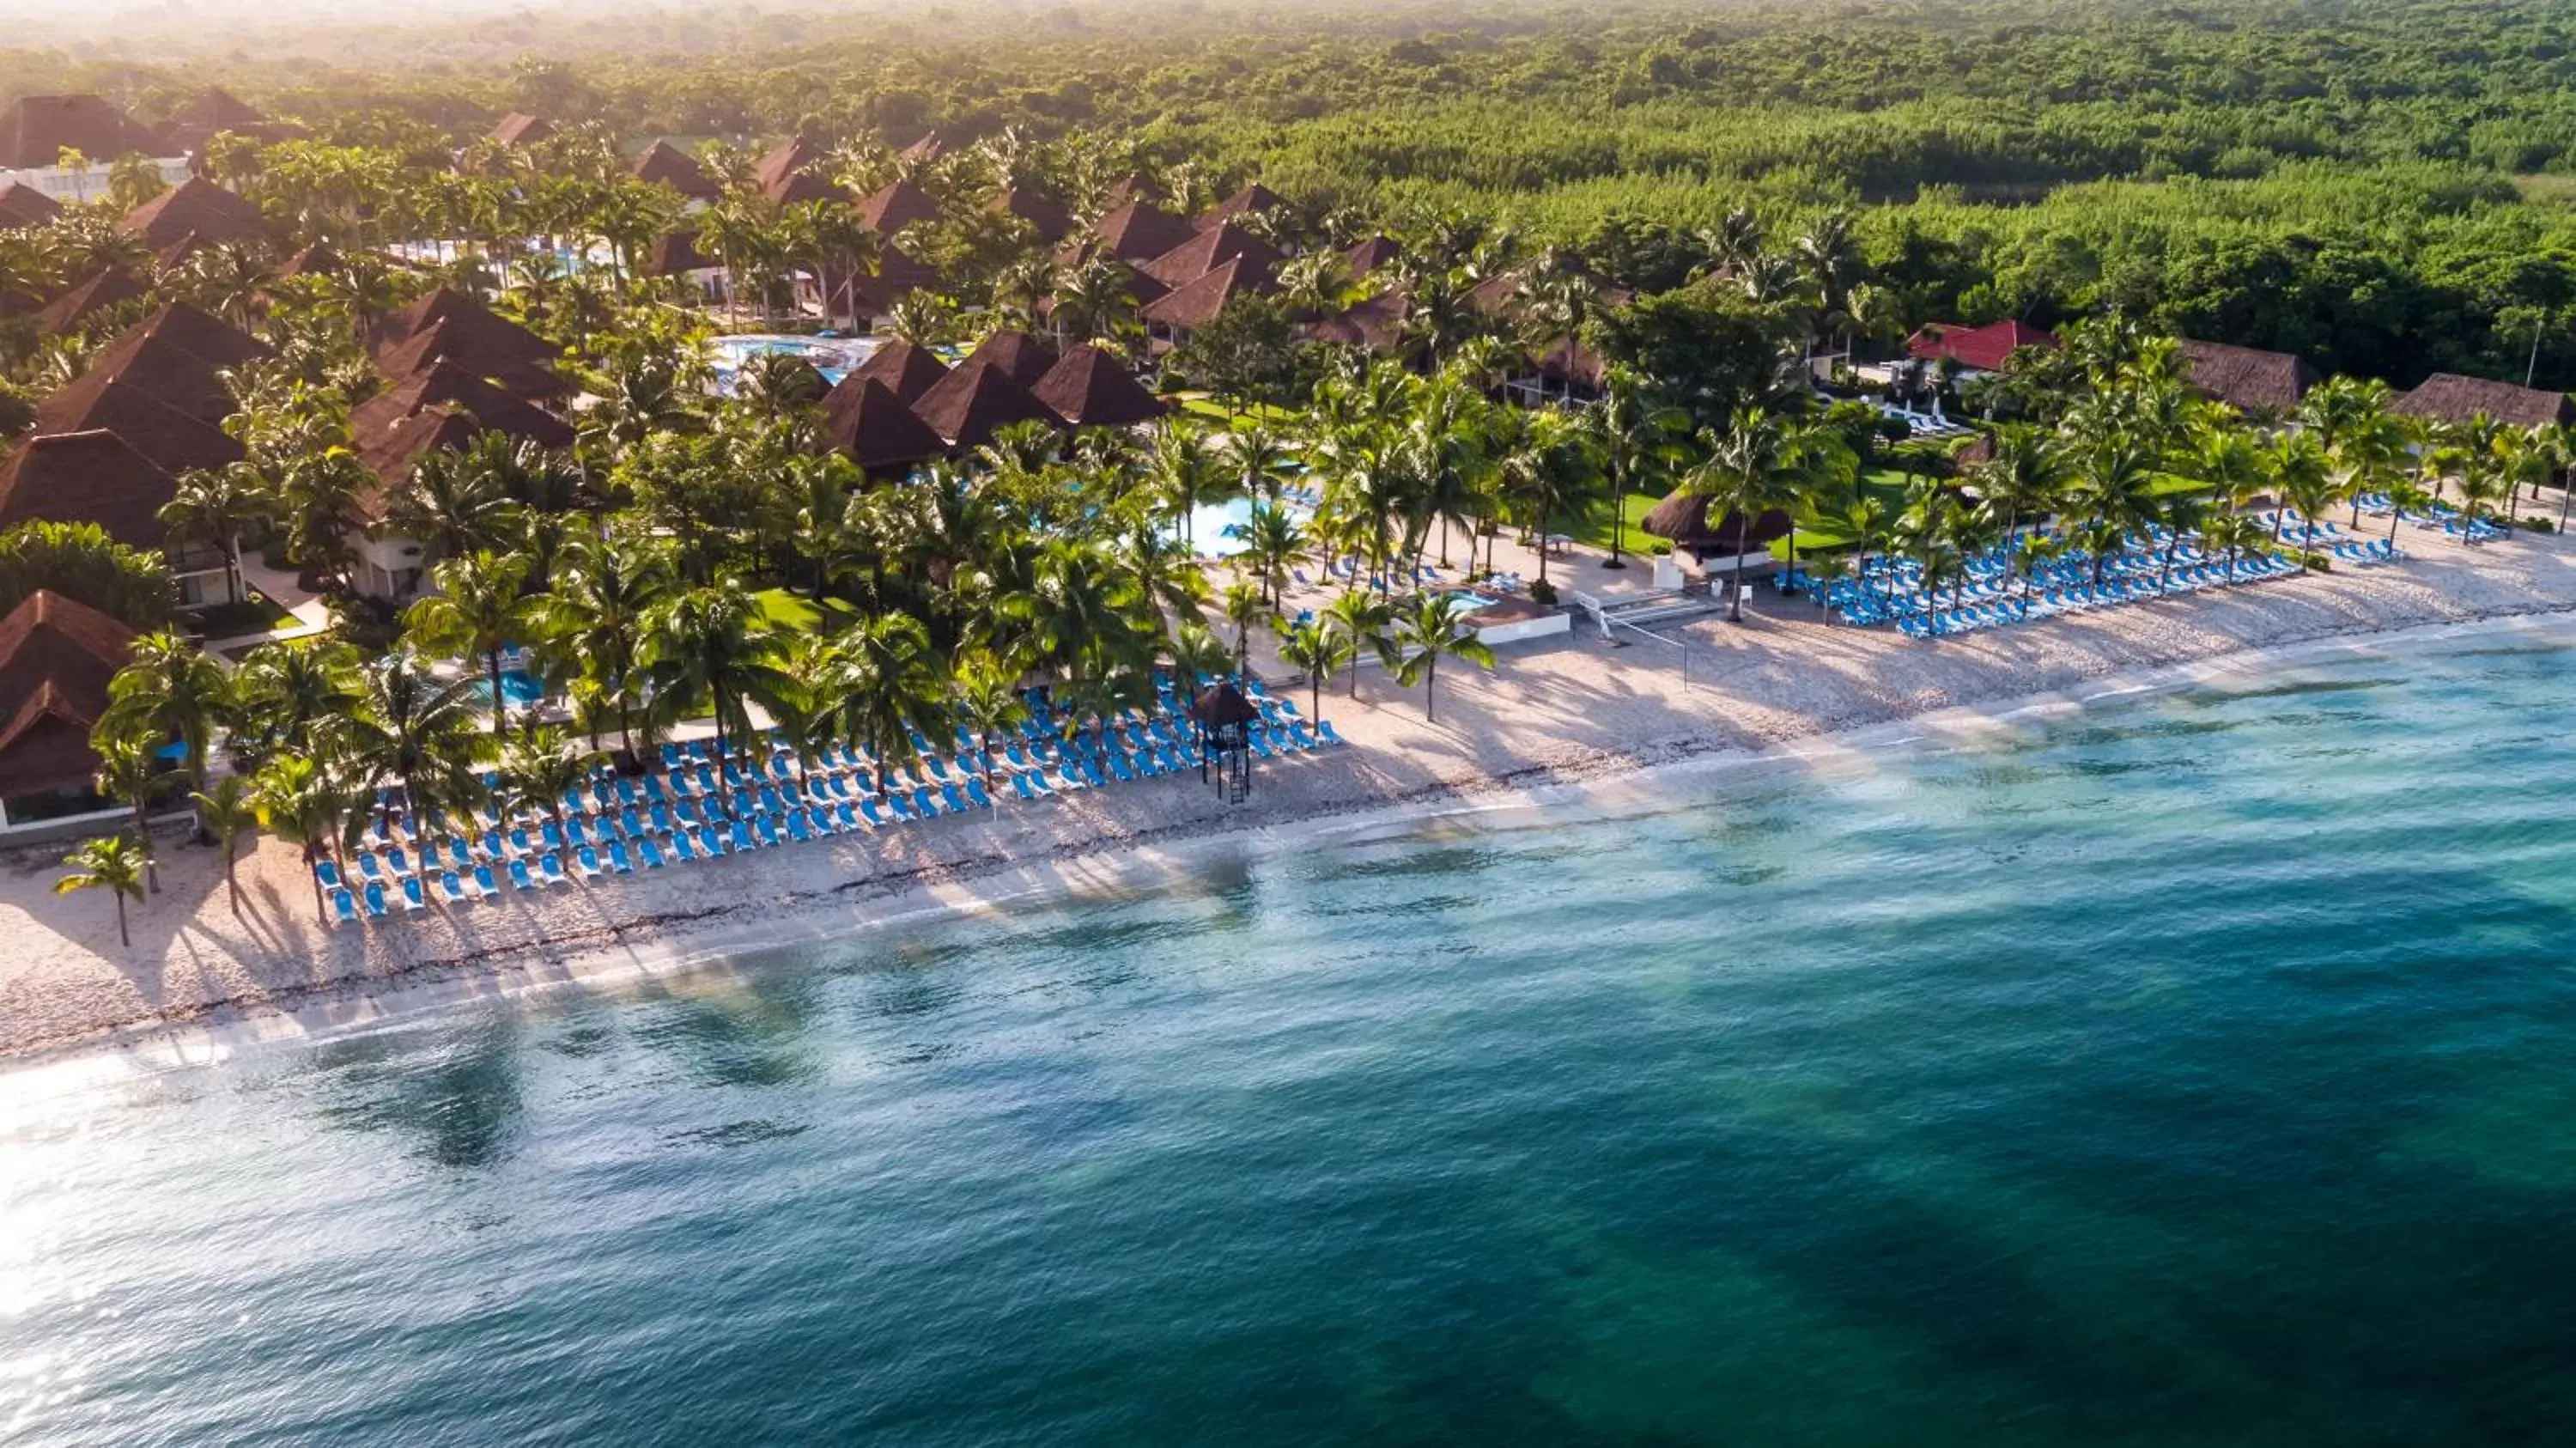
[
  {"x1": 1570, "y1": 489, "x2": 1668, "y2": 560},
  {"x1": 1173, "y1": 392, "x2": 1300, "y2": 425},
  {"x1": 186, "y1": 587, "x2": 297, "y2": 638}
]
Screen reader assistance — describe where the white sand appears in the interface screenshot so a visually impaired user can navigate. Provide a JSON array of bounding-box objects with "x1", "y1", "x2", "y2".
[{"x1": 5, "y1": 520, "x2": 2573, "y2": 1067}]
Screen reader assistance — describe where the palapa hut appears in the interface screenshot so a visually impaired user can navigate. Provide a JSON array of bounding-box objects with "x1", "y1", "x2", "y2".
[
  {"x1": 1186, "y1": 679, "x2": 1261, "y2": 803},
  {"x1": 1032, "y1": 346, "x2": 1167, "y2": 429},
  {"x1": 819, "y1": 377, "x2": 949, "y2": 475},
  {"x1": 840, "y1": 338, "x2": 950, "y2": 404},
  {"x1": 2392, "y1": 373, "x2": 2576, "y2": 429},
  {"x1": 909, "y1": 358, "x2": 1066, "y2": 452},
  {"x1": 1642, "y1": 490, "x2": 1795, "y2": 571},
  {"x1": 963, "y1": 329, "x2": 1060, "y2": 389}
]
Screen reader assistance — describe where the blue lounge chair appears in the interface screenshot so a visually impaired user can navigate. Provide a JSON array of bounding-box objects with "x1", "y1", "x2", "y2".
[
  {"x1": 835, "y1": 803, "x2": 862, "y2": 832},
  {"x1": 500, "y1": 857, "x2": 530, "y2": 891},
  {"x1": 732, "y1": 820, "x2": 758, "y2": 853},
  {"x1": 1319, "y1": 721, "x2": 1346, "y2": 746},
  {"x1": 1109, "y1": 752, "x2": 1137, "y2": 783},
  {"x1": 606, "y1": 841, "x2": 635, "y2": 873},
  {"x1": 400, "y1": 876, "x2": 428, "y2": 913},
  {"x1": 886, "y1": 793, "x2": 917, "y2": 824},
  {"x1": 331, "y1": 888, "x2": 361, "y2": 926},
  {"x1": 1011, "y1": 772, "x2": 1038, "y2": 803},
  {"x1": 860, "y1": 797, "x2": 889, "y2": 828},
  {"x1": 639, "y1": 837, "x2": 669, "y2": 868},
  {"x1": 361, "y1": 882, "x2": 391, "y2": 918},
  {"x1": 575, "y1": 846, "x2": 605, "y2": 880},
  {"x1": 472, "y1": 864, "x2": 501, "y2": 899},
  {"x1": 940, "y1": 783, "x2": 968, "y2": 812},
  {"x1": 447, "y1": 838, "x2": 474, "y2": 871},
  {"x1": 966, "y1": 778, "x2": 993, "y2": 809},
  {"x1": 539, "y1": 854, "x2": 569, "y2": 885},
  {"x1": 317, "y1": 859, "x2": 346, "y2": 891},
  {"x1": 787, "y1": 812, "x2": 814, "y2": 843}
]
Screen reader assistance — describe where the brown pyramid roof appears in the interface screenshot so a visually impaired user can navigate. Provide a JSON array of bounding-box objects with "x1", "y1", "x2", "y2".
[
  {"x1": 859, "y1": 179, "x2": 939, "y2": 235},
  {"x1": 631, "y1": 140, "x2": 720, "y2": 200},
  {"x1": 91, "y1": 301, "x2": 269, "y2": 378},
  {"x1": 33, "y1": 374, "x2": 243, "y2": 477},
  {"x1": 489, "y1": 113, "x2": 553, "y2": 146},
  {"x1": 170, "y1": 87, "x2": 270, "y2": 132},
  {"x1": 1031, "y1": 345, "x2": 1165, "y2": 429},
  {"x1": 0, "y1": 430, "x2": 180, "y2": 551},
  {"x1": 1140, "y1": 256, "x2": 1273, "y2": 332},
  {"x1": 963, "y1": 329, "x2": 1060, "y2": 389},
  {"x1": 755, "y1": 135, "x2": 827, "y2": 192},
  {"x1": 0, "y1": 182, "x2": 60, "y2": 230},
  {"x1": 820, "y1": 377, "x2": 949, "y2": 473},
  {"x1": 896, "y1": 131, "x2": 943, "y2": 164},
  {"x1": 1187, "y1": 679, "x2": 1261, "y2": 728},
  {"x1": 830, "y1": 245, "x2": 943, "y2": 316},
  {"x1": 1102, "y1": 174, "x2": 1161, "y2": 207},
  {"x1": 0, "y1": 590, "x2": 137, "y2": 796},
  {"x1": 2391, "y1": 373, "x2": 2574, "y2": 429},
  {"x1": 764, "y1": 170, "x2": 845, "y2": 208},
  {"x1": 353, "y1": 359, "x2": 574, "y2": 461},
  {"x1": 1084, "y1": 200, "x2": 1196, "y2": 266},
  {"x1": 1301, "y1": 287, "x2": 1407, "y2": 351},
  {"x1": 993, "y1": 188, "x2": 1072, "y2": 245},
  {"x1": 841, "y1": 338, "x2": 950, "y2": 403},
  {"x1": 355, "y1": 409, "x2": 483, "y2": 500},
  {"x1": 0, "y1": 94, "x2": 164, "y2": 170},
  {"x1": 1195, "y1": 183, "x2": 1286, "y2": 231},
  {"x1": 1140, "y1": 222, "x2": 1282, "y2": 289},
  {"x1": 1340, "y1": 235, "x2": 1405, "y2": 278},
  {"x1": 376, "y1": 288, "x2": 554, "y2": 362},
  {"x1": 643, "y1": 229, "x2": 716, "y2": 276},
  {"x1": 122, "y1": 177, "x2": 269, "y2": 249},
  {"x1": 36, "y1": 268, "x2": 149, "y2": 335},
  {"x1": 277, "y1": 241, "x2": 343, "y2": 279},
  {"x1": 379, "y1": 321, "x2": 568, "y2": 401},
  {"x1": 909, "y1": 359, "x2": 1065, "y2": 450}
]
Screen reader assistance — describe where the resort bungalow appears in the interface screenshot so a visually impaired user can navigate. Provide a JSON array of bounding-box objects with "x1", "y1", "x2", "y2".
[
  {"x1": 754, "y1": 135, "x2": 829, "y2": 196},
  {"x1": 34, "y1": 268, "x2": 149, "y2": 335},
  {"x1": 1141, "y1": 256, "x2": 1274, "y2": 355},
  {"x1": 157, "y1": 88, "x2": 298, "y2": 157},
  {"x1": 962, "y1": 329, "x2": 1061, "y2": 389},
  {"x1": 819, "y1": 377, "x2": 950, "y2": 477},
  {"x1": 75, "y1": 302, "x2": 272, "y2": 429},
  {"x1": 630, "y1": 141, "x2": 720, "y2": 206},
  {"x1": 0, "y1": 181, "x2": 61, "y2": 230},
  {"x1": 858, "y1": 179, "x2": 941, "y2": 238},
  {"x1": 993, "y1": 188, "x2": 1073, "y2": 246},
  {"x1": 1467, "y1": 262, "x2": 1632, "y2": 406},
  {"x1": 643, "y1": 230, "x2": 726, "y2": 306},
  {"x1": 816, "y1": 244, "x2": 942, "y2": 332},
  {"x1": 489, "y1": 113, "x2": 555, "y2": 147},
  {"x1": 908, "y1": 358, "x2": 1066, "y2": 452},
  {"x1": 0, "y1": 94, "x2": 186, "y2": 204},
  {"x1": 1904, "y1": 319, "x2": 2060, "y2": 378},
  {"x1": 0, "y1": 590, "x2": 138, "y2": 834},
  {"x1": 1139, "y1": 222, "x2": 1283, "y2": 292},
  {"x1": 121, "y1": 176, "x2": 272, "y2": 252},
  {"x1": 0, "y1": 431, "x2": 232, "y2": 606},
  {"x1": 2178, "y1": 339, "x2": 2319, "y2": 418},
  {"x1": 2391, "y1": 374, "x2": 2576, "y2": 429},
  {"x1": 1195, "y1": 183, "x2": 1285, "y2": 232},
  {"x1": 348, "y1": 362, "x2": 578, "y2": 599},
  {"x1": 1031, "y1": 345, "x2": 1168, "y2": 429},
  {"x1": 837, "y1": 338, "x2": 951, "y2": 404},
  {"x1": 372, "y1": 289, "x2": 568, "y2": 404},
  {"x1": 1069, "y1": 199, "x2": 1197, "y2": 270}
]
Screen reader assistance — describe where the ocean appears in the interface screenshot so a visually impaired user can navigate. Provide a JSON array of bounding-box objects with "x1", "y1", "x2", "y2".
[{"x1": 8, "y1": 621, "x2": 2576, "y2": 1446}]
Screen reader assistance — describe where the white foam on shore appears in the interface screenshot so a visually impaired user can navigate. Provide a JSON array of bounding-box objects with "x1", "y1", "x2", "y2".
[{"x1": 9, "y1": 604, "x2": 2575, "y2": 1101}]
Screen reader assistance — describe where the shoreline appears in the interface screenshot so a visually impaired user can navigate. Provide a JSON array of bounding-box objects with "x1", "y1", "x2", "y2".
[{"x1": 7, "y1": 527, "x2": 2576, "y2": 1081}]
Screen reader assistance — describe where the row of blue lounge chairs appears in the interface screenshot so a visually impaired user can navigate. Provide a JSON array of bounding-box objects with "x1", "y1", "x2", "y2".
[{"x1": 325, "y1": 680, "x2": 1341, "y2": 926}]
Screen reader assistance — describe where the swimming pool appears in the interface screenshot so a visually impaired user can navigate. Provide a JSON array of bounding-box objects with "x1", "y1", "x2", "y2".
[
  {"x1": 708, "y1": 334, "x2": 882, "y2": 389},
  {"x1": 1166, "y1": 496, "x2": 1317, "y2": 559},
  {"x1": 464, "y1": 669, "x2": 548, "y2": 709}
]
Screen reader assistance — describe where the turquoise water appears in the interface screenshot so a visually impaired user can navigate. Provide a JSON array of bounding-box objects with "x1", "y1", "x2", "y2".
[{"x1": 10, "y1": 622, "x2": 2576, "y2": 1445}]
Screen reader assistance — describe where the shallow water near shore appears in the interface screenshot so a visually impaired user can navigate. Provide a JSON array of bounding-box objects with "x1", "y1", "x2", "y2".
[{"x1": 9, "y1": 623, "x2": 2576, "y2": 1446}]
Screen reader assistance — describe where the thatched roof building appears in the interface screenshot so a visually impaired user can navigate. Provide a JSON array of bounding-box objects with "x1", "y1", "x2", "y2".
[
  {"x1": 819, "y1": 377, "x2": 949, "y2": 473},
  {"x1": 910, "y1": 359, "x2": 1065, "y2": 450},
  {"x1": 1141, "y1": 257, "x2": 1273, "y2": 334},
  {"x1": 0, "y1": 590, "x2": 137, "y2": 802},
  {"x1": 1141, "y1": 222, "x2": 1281, "y2": 289},
  {"x1": 963, "y1": 329, "x2": 1060, "y2": 389},
  {"x1": 0, "y1": 94, "x2": 164, "y2": 169},
  {"x1": 859, "y1": 179, "x2": 940, "y2": 236},
  {"x1": 631, "y1": 141, "x2": 720, "y2": 201},
  {"x1": 489, "y1": 113, "x2": 554, "y2": 146},
  {"x1": 0, "y1": 182, "x2": 61, "y2": 230},
  {"x1": 1032, "y1": 346, "x2": 1166, "y2": 428},
  {"x1": 2177, "y1": 340, "x2": 2319, "y2": 415},
  {"x1": 122, "y1": 177, "x2": 270, "y2": 249},
  {"x1": 0, "y1": 430, "x2": 182, "y2": 551},
  {"x1": 2392, "y1": 373, "x2": 2576, "y2": 429}
]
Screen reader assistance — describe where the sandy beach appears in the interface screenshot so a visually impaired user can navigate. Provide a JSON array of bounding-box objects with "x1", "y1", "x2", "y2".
[{"x1": 5, "y1": 520, "x2": 2573, "y2": 1068}]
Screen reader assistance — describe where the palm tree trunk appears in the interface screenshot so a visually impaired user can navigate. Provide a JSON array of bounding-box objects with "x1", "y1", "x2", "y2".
[
  {"x1": 1425, "y1": 657, "x2": 1437, "y2": 722},
  {"x1": 1729, "y1": 514, "x2": 1751, "y2": 623},
  {"x1": 224, "y1": 843, "x2": 240, "y2": 916},
  {"x1": 308, "y1": 851, "x2": 326, "y2": 924},
  {"x1": 488, "y1": 648, "x2": 508, "y2": 737},
  {"x1": 115, "y1": 894, "x2": 129, "y2": 949}
]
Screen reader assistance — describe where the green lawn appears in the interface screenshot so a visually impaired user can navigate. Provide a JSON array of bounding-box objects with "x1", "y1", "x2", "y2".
[
  {"x1": 186, "y1": 587, "x2": 297, "y2": 639},
  {"x1": 1569, "y1": 489, "x2": 1669, "y2": 559},
  {"x1": 1173, "y1": 392, "x2": 1301, "y2": 425}
]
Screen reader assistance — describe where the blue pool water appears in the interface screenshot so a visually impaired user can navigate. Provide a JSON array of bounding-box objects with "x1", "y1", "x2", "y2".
[
  {"x1": 10, "y1": 620, "x2": 2576, "y2": 1445},
  {"x1": 708, "y1": 333, "x2": 879, "y2": 389},
  {"x1": 463, "y1": 668, "x2": 545, "y2": 709}
]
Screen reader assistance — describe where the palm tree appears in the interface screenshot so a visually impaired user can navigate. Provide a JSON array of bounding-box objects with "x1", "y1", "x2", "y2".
[
  {"x1": 1684, "y1": 409, "x2": 1829, "y2": 623},
  {"x1": 1593, "y1": 367, "x2": 1686, "y2": 569},
  {"x1": 252, "y1": 753, "x2": 364, "y2": 924},
  {"x1": 1321, "y1": 589, "x2": 1397, "y2": 697},
  {"x1": 2265, "y1": 431, "x2": 2332, "y2": 544},
  {"x1": 1153, "y1": 428, "x2": 1233, "y2": 548},
  {"x1": 56, "y1": 835, "x2": 149, "y2": 948},
  {"x1": 831, "y1": 612, "x2": 947, "y2": 796},
  {"x1": 1276, "y1": 617, "x2": 1354, "y2": 721},
  {"x1": 1219, "y1": 581, "x2": 1270, "y2": 678},
  {"x1": 191, "y1": 776, "x2": 258, "y2": 916},
  {"x1": 1498, "y1": 408, "x2": 1605, "y2": 588},
  {"x1": 232, "y1": 639, "x2": 360, "y2": 764},
  {"x1": 951, "y1": 652, "x2": 1030, "y2": 792},
  {"x1": 160, "y1": 462, "x2": 270, "y2": 607},
  {"x1": 2203, "y1": 510, "x2": 2269, "y2": 583},
  {"x1": 388, "y1": 443, "x2": 519, "y2": 564},
  {"x1": 1237, "y1": 502, "x2": 1308, "y2": 610},
  {"x1": 343, "y1": 652, "x2": 490, "y2": 860},
  {"x1": 641, "y1": 584, "x2": 792, "y2": 807},
  {"x1": 496, "y1": 727, "x2": 601, "y2": 843},
  {"x1": 535, "y1": 532, "x2": 672, "y2": 763},
  {"x1": 1389, "y1": 593, "x2": 1496, "y2": 722},
  {"x1": 1012, "y1": 539, "x2": 1155, "y2": 745},
  {"x1": 404, "y1": 551, "x2": 539, "y2": 736},
  {"x1": 100, "y1": 630, "x2": 231, "y2": 821}
]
